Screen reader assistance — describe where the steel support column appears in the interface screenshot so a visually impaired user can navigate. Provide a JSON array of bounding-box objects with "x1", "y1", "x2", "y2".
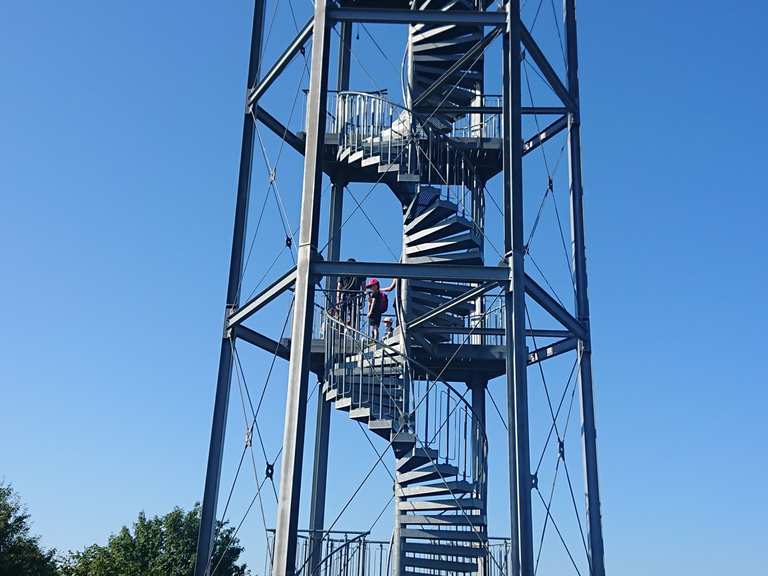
[
  {"x1": 193, "y1": 3, "x2": 266, "y2": 575},
  {"x1": 307, "y1": 18, "x2": 352, "y2": 576},
  {"x1": 502, "y1": 3, "x2": 534, "y2": 576},
  {"x1": 271, "y1": 0, "x2": 331, "y2": 574},
  {"x1": 564, "y1": 1, "x2": 606, "y2": 574},
  {"x1": 470, "y1": 378, "x2": 488, "y2": 576}
]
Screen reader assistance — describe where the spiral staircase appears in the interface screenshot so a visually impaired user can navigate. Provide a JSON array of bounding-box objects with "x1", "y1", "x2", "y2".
[{"x1": 320, "y1": 1, "x2": 501, "y2": 575}]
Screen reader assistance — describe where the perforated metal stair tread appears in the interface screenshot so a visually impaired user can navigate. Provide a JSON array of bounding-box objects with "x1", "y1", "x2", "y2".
[
  {"x1": 399, "y1": 498, "x2": 484, "y2": 512},
  {"x1": 398, "y1": 463, "x2": 459, "y2": 485},
  {"x1": 399, "y1": 480, "x2": 475, "y2": 498},
  {"x1": 403, "y1": 541, "x2": 487, "y2": 558},
  {"x1": 401, "y1": 513, "x2": 486, "y2": 526},
  {"x1": 400, "y1": 528, "x2": 487, "y2": 542},
  {"x1": 403, "y1": 556, "x2": 478, "y2": 572},
  {"x1": 397, "y1": 446, "x2": 440, "y2": 473}
]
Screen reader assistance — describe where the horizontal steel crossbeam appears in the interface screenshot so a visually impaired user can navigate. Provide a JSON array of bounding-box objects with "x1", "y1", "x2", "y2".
[
  {"x1": 328, "y1": 8, "x2": 508, "y2": 26},
  {"x1": 312, "y1": 260, "x2": 509, "y2": 282}
]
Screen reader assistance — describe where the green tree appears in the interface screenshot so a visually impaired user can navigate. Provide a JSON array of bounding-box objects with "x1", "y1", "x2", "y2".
[
  {"x1": 0, "y1": 483, "x2": 59, "y2": 576},
  {"x1": 60, "y1": 504, "x2": 248, "y2": 576}
]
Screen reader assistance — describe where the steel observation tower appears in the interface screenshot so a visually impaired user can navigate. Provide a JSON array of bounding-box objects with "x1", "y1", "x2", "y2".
[{"x1": 193, "y1": 2, "x2": 606, "y2": 576}]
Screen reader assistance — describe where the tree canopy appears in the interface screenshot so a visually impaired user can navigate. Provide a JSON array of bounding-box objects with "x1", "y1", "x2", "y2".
[
  {"x1": 60, "y1": 504, "x2": 248, "y2": 576},
  {"x1": 0, "y1": 483, "x2": 59, "y2": 576}
]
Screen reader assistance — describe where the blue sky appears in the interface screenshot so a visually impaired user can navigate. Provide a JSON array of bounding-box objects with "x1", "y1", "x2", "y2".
[{"x1": 1, "y1": 1, "x2": 767, "y2": 574}]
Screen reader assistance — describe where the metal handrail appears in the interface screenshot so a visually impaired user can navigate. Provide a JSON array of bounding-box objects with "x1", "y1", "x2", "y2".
[{"x1": 322, "y1": 305, "x2": 489, "y2": 496}]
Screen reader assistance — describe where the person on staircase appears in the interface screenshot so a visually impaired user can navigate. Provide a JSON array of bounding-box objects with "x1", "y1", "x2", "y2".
[
  {"x1": 382, "y1": 316, "x2": 394, "y2": 340},
  {"x1": 337, "y1": 258, "x2": 363, "y2": 330},
  {"x1": 365, "y1": 278, "x2": 396, "y2": 341}
]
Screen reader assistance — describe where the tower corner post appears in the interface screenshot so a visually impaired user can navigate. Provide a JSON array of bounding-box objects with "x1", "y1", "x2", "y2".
[
  {"x1": 307, "y1": 18, "x2": 353, "y2": 576},
  {"x1": 502, "y1": 2, "x2": 535, "y2": 576},
  {"x1": 272, "y1": 1, "x2": 332, "y2": 575},
  {"x1": 194, "y1": 2, "x2": 266, "y2": 575},
  {"x1": 564, "y1": 1, "x2": 606, "y2": 574}
]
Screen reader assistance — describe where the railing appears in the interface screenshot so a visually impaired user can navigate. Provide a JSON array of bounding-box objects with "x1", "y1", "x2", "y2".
[
  {"x1": 330, "y1": 91, "x2": 492, "y2": 219},
  {"x1": 322, "y1": 303, "x2": 489, "y2": 503},
  {"x1": 265, "y1": 530, "x2": 390, "y2": 576},
  {"x1": 324, "y1": 309, "x2": 408, "y2": 426},
  {"x1": 264, "y1": 530, "x2": 513, "y2": 576},
  {"x1": 486, "y1": 538, "x2": 514, "y2": 576},
  {"x1": 450, "y1": 95, "x2": 503, "y2": 139}
]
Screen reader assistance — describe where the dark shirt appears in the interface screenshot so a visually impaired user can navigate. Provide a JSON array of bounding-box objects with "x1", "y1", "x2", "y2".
[{"x1": 369, "y1": 291, "x2": 385, "y2": 319}]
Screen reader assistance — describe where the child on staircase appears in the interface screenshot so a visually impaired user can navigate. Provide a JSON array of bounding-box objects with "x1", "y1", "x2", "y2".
[{"x1": 365, "y1": 278, "x2": 396, "y2": 341}]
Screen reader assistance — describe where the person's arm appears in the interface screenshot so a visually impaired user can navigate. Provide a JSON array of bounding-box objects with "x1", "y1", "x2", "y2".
[
  {"x1": 382, "y1": 280, "x2": 397, "y2": 293},
  {"x1": 367, "y1": 294, "x2": 374, "y2": 316}
]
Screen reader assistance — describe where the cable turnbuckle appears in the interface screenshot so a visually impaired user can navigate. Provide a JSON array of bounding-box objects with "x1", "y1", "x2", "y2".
[
  {"x1": 558, "y1": 439, "x2": 565, "y2": 461},
  {"x1": 245, "y1": 425, "x2": 253, "y2": 449},
  {"x1": 530, "y1": 473, "x2": 539, "y2": 489},
  {"x1": 265, "y1": 463, "x2": 274, "y2": 480}
]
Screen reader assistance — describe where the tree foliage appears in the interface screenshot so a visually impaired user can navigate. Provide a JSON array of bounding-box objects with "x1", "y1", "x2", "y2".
[
  {"x1": 0, "y1": 483, "x2": 59, "y2": 576},
  {"x1": 60, "y1": 504, "x2": 248, "y2": 576}
]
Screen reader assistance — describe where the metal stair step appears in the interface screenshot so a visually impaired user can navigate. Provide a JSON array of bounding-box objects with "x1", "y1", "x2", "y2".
[
  {"x1": 347, "y1": 149, "x2": 365, "y2": 164},
  {"x1": 399, "y1": 498, "x2": 484, "y2": 512},
  {"x1": 392, "y1": 431, "x2": 418, "y2": 457},
  {"x1": 413, "y1": 63, "x2": 482, "y2": 80},
  {"x1": 368, "y1": 418, "x2": 394, "y2": 440},
  {"x1": 350, "y1": 406, "x2": 398, "y2": 423},
  {"x1": 410, "y1": 303, "x2": 466, "y2": 327},
  {"x1": 406, "y1": 249, "x2": 483, "y2": 266},
  {"x1": 406, "y1": 215, "x2": 474, "y2": 245},
  {"x1": 378, "y1": 163, "x2": 401, "y2": 174},
  {"x1": 400, "y1": 528, "x2": 487, "y2": 543},
  {"x1": 404, "y1": 199, "x2": 459, "y2": 233},
  {"x1": 400, "y1": 514, "x2": 486, "y2": 527},
  {"x1": 404, "y1": 232, "x2": 482, "y2": 258},
  {"x1": 403, "y1": 556, "x2": 478, "y2": 573},
  {"x1": 411, "y1": 292, "x2": 474, "y2": 316},
  {"x1": 398, "y1": 463, "x2": 459, "y2": 486},
  {"x1": 411, "y1": 33, "x2": 483, "y2": 55},
  {"x1": 408, "y1": 279, "x2": 470, "y2": 297},
  {"x1": 400, "y1": 480, "x2": 475, "y2": 499},
  {"x1": 403, "y1": 541, "x2": 486, "y2": 558},
  {"x1": 361, "y1": 155, "x2": 381, "y2": 167},
  {"x1": 397, "y1": 446, "x2": 439, "y2": 473},
  {"x1": 335, "y1": 395, "x2": 401, "y2": 412}
]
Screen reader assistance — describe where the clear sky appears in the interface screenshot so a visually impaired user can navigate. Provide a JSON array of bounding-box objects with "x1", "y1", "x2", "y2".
[{"x1": 1, "y1": 1, "x2": 767, "y2": 575}]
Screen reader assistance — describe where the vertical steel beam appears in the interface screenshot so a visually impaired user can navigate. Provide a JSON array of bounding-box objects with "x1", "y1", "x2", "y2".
[
  {"x1": 272, "y1": 1, "x2": 332, "y2": 575},
  {"x1": 502, "y1": 3, "x2": 535, "y2": 576},
  {"x1": 307, "y1": 19, "x2": 352, "y2": 576},
  {"x1": 564, "y1": 1, "x2": 606, "y2": 574},
  {"x1": 470, "y1": 378, "x2": 487, "y2": 576},
  {"x1": 194, "y1": 3, "x2": 266, "y2": 575}
]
